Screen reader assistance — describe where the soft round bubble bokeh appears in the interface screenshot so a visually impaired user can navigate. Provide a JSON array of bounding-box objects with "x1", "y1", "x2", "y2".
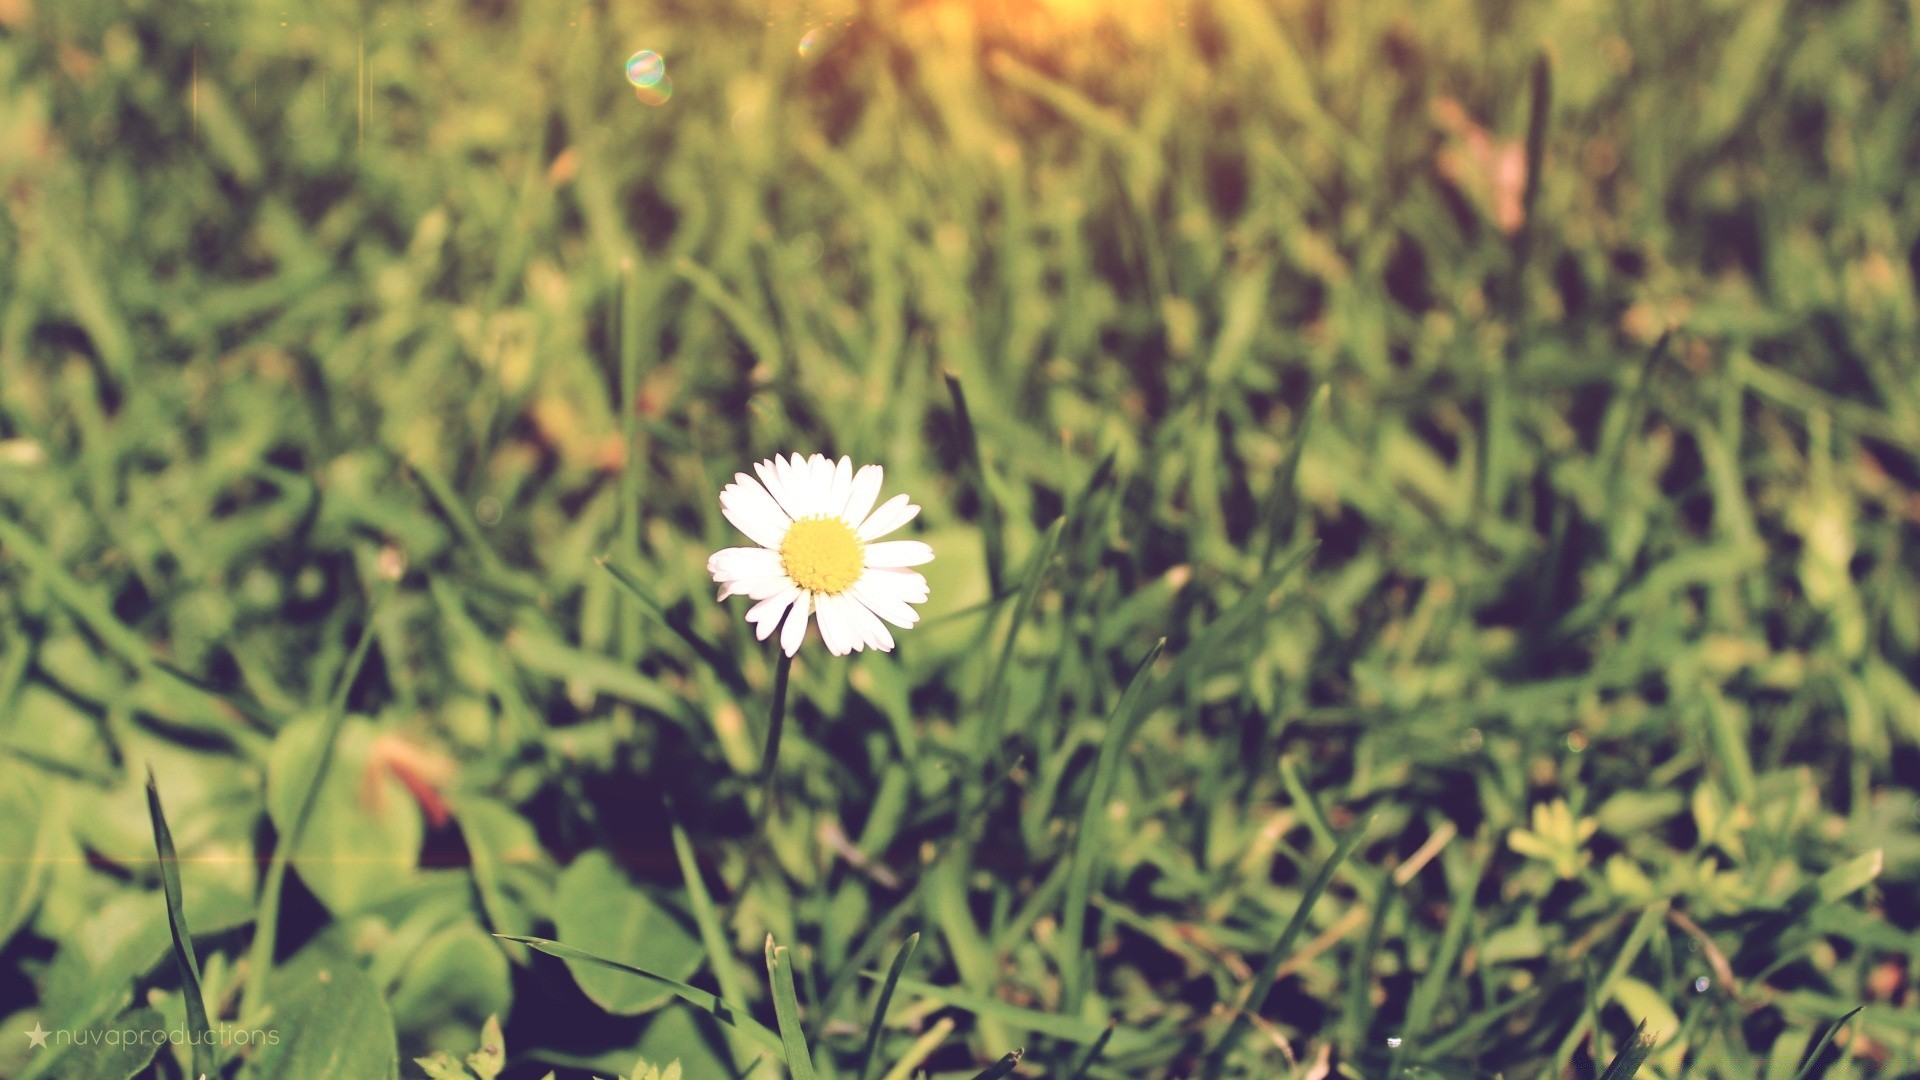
[
  {"x1": 797, "y1": 29, "x2": 824, "y2": 58},
  {"x1": 625, "y1": 50, "x2": 666, "y2": 88}
]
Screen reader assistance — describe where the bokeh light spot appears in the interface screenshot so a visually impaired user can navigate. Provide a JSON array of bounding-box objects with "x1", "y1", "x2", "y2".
[{"x1": 625, "y1": 50, "x2": 665, "y2": 88}]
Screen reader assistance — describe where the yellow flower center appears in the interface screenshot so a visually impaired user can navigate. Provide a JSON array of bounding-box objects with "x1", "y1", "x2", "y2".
[{"x1": 780, "y1": 515, "x2": 864, "y2": 594}]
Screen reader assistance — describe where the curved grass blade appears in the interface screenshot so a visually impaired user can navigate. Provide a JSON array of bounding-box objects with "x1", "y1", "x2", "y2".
[
  {"x1": 497, "y1": 935, "x2": 782, "y2": 1055},
  {"x1": 1791, "y1": 1006, "x2": 1864, "y2": 1080},
  {"x1": 1137, "y1": 542, "x2": 1316, "y2": 719},
  {"x1": 817, "y1": 760, "x2": 1025, "y2": 1031},
  {"x1": 1201, "y1": 816, "x2": 1372, "y2": 1080},
  {"x1": 877, "y1": 1017, "x2": 956, "y2": 1080},
  {"x1": 944, "y1": 370, "x2": 1006, "y2": 595},
  {"x1": 1549, "y1": 901, "x2": 1669, "y2": 1071},
  {"x1": 859, "y1": 933, "x2": 921, "y2": 1080},
  {"x1": 765, "y1": 936, "x2": 819, "y2": 1080},
  {"x1": 145, "y1": 771, "x2": 218, "y2": 1080},
  {"x1": 599, "y1": 559, "x2": 747, "y2": 693},
  {"x1": 1596, "y1": 1020, "x2": 1655, "y2": 1080},
  {"x1": 667, "y1": 807, "x2": 753, "y2": 1052},
  {"x1": 1258, "y1": 382, "x2": 1328, "y2": 571},
  {"x1": 874, "y1": 976, "x2": 1127, "y2": 1047},
  {"x1": 243, "y1": 596, "x2": 384, "y2": 1022},
  {"x1": 971, "y1": 1049, "x2": 1024, "y2": 1080},
  {"x1": 1061, "y1": 638, "x2": 1166, "y2": 1013},
  {"x1": 1064, "y1": 1019, "x2": 1116, "y2": 1080},
  {"x1": 976, "y1": 516, "x2": 1066, "y2": 768}
]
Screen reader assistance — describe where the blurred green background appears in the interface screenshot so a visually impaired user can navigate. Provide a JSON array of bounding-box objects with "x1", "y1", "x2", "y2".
[{"x1": 2, "y1": 0, "x2": 1918, "y2": 1076}]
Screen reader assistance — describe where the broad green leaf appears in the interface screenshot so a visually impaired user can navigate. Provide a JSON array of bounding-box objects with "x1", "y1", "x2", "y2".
[
  {"x1": 388, "y1": 923, "x2": 513, "y2": 1060},
  {"x1": 632, "y1": 1007, "x2": 731, "y2": 1080},
  {"x1": 1816, "y1": 849, "x2": 1882, "y2": 902},
  {"x1": 266, "y1": 715, "x2": 424, "y2": 916},
  {"x1": 241, "y1": 946, "x2": 401, "y2": 1080},
  {"x1": 552, "y1": 851, "x2": 704, "y2": 1016},
  {"x1": 0, "y1": 763, "x2": 49, "y2": 947},
  {"x1": 35, "y1": 1006, "x2": 166, "y2": 1080}
]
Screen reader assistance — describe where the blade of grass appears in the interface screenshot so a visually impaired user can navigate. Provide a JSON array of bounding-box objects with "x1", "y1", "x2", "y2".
[
  {"x1": 600, "y1": 558, "x2": 746, "y2": 693},
  {"x1": 766, "y1": 936, "x2": 819, "y2": 1080},
  {"x1": 971, "y1": 1049, "x2": 1025, "y2": 1080},
  {"x1": 1596, "y1": 1020, "x2": 1655, "y2": 1080},
  {"x1": 498, "y1": 935, "x2": 782, "y2": 1055},
  {"x1": 816, "y1": 760, "x2": 1025, "y2": 1035},
  {"x1": 877, "y1": 1017, "x2": 956, "y2": 1080},
  {"x1": 1550, "y1": 902, "x2": 1670, "y2": 1071},
  {"x1": 668, "y1": 808, "x2": 752, "y2": 1024},
  {"x1": 976, "y1": 516, "x2": 1065, "y2": 768},
  {"x1": 1060, "y1": 638, "x2": 1166, "y2": 1013},
  {"x1": 1391, "y1": 841, "x2": 1496, "y2": 1072},
  {"x1": 1340, "y1": 874, "x2": 1397, "y2": 1055},
  {"x1": 945, "y1": 370, "x2": 1006, "y2": 597},
  {"x1": 1791, "y1": 1006, "x2": 1864, "y2": 1080},
  {"x1": 241, "y1": 594, "x2": 384, "y2": 1024},
  {"x1": 1259, "y1": 383, "x2": 1329, "y2": 572},
  {"x1": 145, "y1": 771, "x2": 218, "y2": 1080},
  {"x1": 1137, "y1": 543, "x2": 1316, "y2": 718},
  {"x1": 859, "y1": 933, "x2": 921, "y2": 1080},
  {"x1": 1064, "y1": 1020, "x2": 1117, "y2": 1079},
  {"x1": 1200, "y1": 816, "x2": 1372, "y2": 1080},
  {"x1": 876, "y1": 976, "x2": 1134, "y2": 1048}
]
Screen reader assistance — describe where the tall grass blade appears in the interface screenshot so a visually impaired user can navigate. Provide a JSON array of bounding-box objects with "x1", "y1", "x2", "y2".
[
  {"x1": 1060, "y1": 638, "x2": 1166, "y2": 1012},
  {"x1": 1596, "y1": 1020, "x2": 1655, "y2": 1080},
  {"x1": 1064, "y1": 1020, "x2": 1117, "y2": 1080},
  {"x1": 1791, "y1": 1006, "x2": 1864, "y2": 1080},
  {"x1": 1201, "y1": 817, "x2": 1372, "y2": 1080},
  {"x1": 497, "y1": 935, "x2": 782, "y2": 1055},
  {"x1": 766, "y1": 936, "x2": 819, "y2": 1080},
  {"x1": 242, "y1": 594, "x2": 384, "y2": 1021},
  {"x1": 859, "y1": 933, "x2": 921, "y2": 1080},
  {"x1": 145, "y1": 772, "x2": 218, "y2": 1080},
  {"x1": 1259, "y1": 383, "x2": 1328, "y2": 571},
  {"x1": 970, "y1": 1049, "x2": 1024, "y2": 1079},
  {"x1": 976, "y1": 516, "x2": 1065, "y2": 767},
  {"x1": 945, "y1": 370, "x2": 1007, "y2": 595}
]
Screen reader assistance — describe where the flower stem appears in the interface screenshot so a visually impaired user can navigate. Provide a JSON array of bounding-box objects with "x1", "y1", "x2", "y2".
[{"x1": 758, "y1": 648, "x2": 795, "y2": 785}]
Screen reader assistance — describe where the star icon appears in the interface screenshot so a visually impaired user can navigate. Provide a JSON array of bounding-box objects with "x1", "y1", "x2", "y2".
[{"x1": 24, "y1": 1022, "x2": 50, "y2": 1050}]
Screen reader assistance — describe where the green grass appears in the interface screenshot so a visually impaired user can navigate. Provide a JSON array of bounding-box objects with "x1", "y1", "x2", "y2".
[{"x1": 2, "y1": 0, "x2": 1919, "y2": 1076}]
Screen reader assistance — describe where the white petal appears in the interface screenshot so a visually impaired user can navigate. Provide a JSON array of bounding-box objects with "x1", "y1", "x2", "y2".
[
  {"x1": 857, "y1": 494, "x2": 920, "y2": 541},
  {"x1": 780, "y1": 592, "x2": 812, "y2": 656},
  {"x1": 844, "y1": 595, "x2": 896, "y2": 652},
  {"x1": 840, "y1": 465, "x2": 884, "y2": 527},
  {"x1": 759, "y1": 457, "x2": 802, "y2": 520},
  {"x1": 721, "y1": 575, "x2": 795, "y2": 602},
  {"x1": 708, "y1": 546, "x2": 782, "y2": 582},
  {"x1": 863, "y1": 540, "x2": 934, "y2": 568},
  {"x1": 852, "y1": 572, "x2": 926, "y2": 628},
  {"x1": 868, "y1": 567, "x2": 930, "y2": 603},
  {"x1": 814, "y1": 593, "x2": 862, "y2": 656},
  {"x1": 807, "y1": 454, "x2": 835, "y2": 514},
  {"x1": 745, "y1": 588, "x2": 799, "y2": 640},
  {"x1": 829, "y1": 456, "x2": 854, "y2": 517},
  {"x1": 720, "y1": 475, "x2": 791, "y2": 549}
]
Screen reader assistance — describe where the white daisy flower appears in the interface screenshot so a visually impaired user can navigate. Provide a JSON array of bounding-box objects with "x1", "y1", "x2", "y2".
[{"x1": 707, "y1": 453, "x2": 933, "y2": 657}]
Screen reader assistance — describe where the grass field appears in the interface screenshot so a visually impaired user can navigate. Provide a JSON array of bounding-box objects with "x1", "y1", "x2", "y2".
[{"x1": 2, "y1": 0, "x2": 1919, "y2": 1076}]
